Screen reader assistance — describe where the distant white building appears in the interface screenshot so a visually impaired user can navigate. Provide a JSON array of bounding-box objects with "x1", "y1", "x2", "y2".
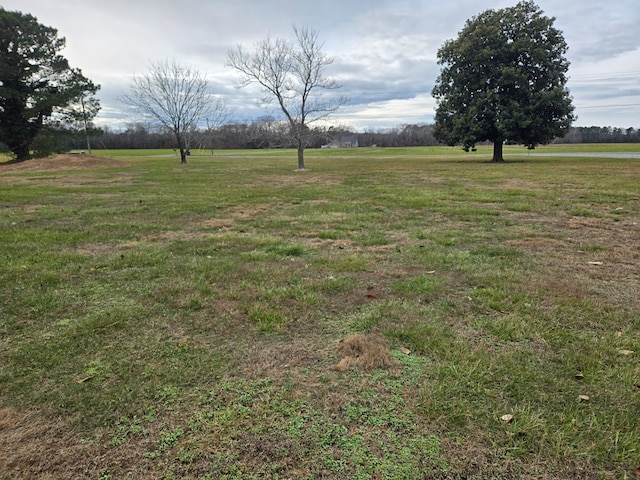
[{"x1": 322, "y1": 134, "x2": 359, "y2": 148}]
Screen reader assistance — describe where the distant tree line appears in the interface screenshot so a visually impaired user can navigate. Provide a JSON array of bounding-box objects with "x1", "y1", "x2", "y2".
[
  {"x1": 83, "y1": 121, "x2": 439, "y2": 151},
  {"x1": 79, "y1": 122, "x2": 639, "y2": 152},
  {"x1": 553, "y1": 126, "x2": 640, "y2": 144}
]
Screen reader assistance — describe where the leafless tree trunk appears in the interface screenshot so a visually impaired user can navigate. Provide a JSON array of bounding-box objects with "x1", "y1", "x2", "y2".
[
  {"x1": 227, "y1": 26, "x2": 347, "y2": 170},
  {"x1": 121, "y1": 59, "x2": 223, "y2": 164}
]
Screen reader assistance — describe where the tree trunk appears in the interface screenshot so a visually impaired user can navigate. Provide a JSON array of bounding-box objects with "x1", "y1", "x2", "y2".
[
  {"x1": 492, "y1": 139, "x2": 504, "y2": 162},
  {"x1": 13, "y1": 143, "x2": 30, "y2": 162},
  {"x1": 175, "y1": 131, "x2": 187, "y2": 164},
  {"x1": 81, "y1": 97, "x2": 92, "y2": 154},
  {"x1": 297, "y1": 144, "x2": 305, "y2": 170}
]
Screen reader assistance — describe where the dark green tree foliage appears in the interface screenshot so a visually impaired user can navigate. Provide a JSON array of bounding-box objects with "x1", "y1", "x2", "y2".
[
  {"x1": 432, "y1": 1, "x2": 575, "y2": 162},
  {"x1": 0, "y1": 8, "x2": 99, "y2": 161}
]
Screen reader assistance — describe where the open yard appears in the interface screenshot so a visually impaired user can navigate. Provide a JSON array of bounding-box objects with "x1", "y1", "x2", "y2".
[{"x1": 1, "y1": 147, "x2": 638, "y2": 479}]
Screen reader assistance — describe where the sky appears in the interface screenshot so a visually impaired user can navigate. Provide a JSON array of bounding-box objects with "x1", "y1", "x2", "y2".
[{"x1": 3, "y1": 0, "x2": 639, "y2": 131}]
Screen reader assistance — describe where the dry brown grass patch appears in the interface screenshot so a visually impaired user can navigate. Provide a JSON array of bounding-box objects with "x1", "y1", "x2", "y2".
[
  {"x1": 246, "y1": 341, "x2": 323, "y2": 373},
  {"x1": 256, "y1": 174, "x2": 342, "y2": 186},
  {"x1": 0, "y1": 408, "x2": 101, "y2": 479},
  {"x1": 201, "y1": 218, "x2": 236, "y2": 230},
  {"x1": 334, "y1": 332, "x2": 399, "y2": 371}
]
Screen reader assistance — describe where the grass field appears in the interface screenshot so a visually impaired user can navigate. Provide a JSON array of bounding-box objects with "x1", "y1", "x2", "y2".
[
  {"x1": 1, "y1": 147, "x2": 639, "y2": 479},
  {"x1": 57, "y1": 142, "x2": 640, "y2": 158}
]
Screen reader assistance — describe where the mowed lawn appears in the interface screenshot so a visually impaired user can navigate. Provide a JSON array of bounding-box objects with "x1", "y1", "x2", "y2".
[{"x1": 1, "y1": 147, "x2": 638, "y2": 479}]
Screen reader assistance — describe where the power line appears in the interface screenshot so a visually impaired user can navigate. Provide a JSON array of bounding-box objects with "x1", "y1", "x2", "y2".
[
  {"x1": 577, "y1": 103, "x2": 640, "y2": 110},
  {"x1": 570, "y1": 71, "x2": 640, "y2": 79}
]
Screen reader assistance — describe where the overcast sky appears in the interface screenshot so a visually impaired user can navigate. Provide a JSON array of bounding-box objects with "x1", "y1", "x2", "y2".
[{"x1": 4, "y1": 0, "x2": 639, "y2": 131}]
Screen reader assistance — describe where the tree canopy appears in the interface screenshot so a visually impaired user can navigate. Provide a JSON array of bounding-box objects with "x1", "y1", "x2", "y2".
[
  {"x1": 432, "y1": 1, "x2": 575, "y2": 162},
  {"x1": 0, "y1": 7, "x2": 100, "y2": 161}
]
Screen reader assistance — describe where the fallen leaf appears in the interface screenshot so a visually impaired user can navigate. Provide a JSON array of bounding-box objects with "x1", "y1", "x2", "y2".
[
  {"x1": 400, "y1": 347, "x2": 411, "y2": 355},
  {"x1": 76, "y1": 376, "x2": 93, "y2": 384},
  {"x1": 635, "y1": 466, "x2": 640, "y2": 477},
  {"x1": 618, "y1": 350, "x2": 634, "y2": 356},
  {"x1": 366, "y1": 293, "x2": 378, "y2": 299},
  {"x1": 426, "y1": 270, "x2": 436, "y2": 274},
  {"x1": 615, "y1": 331, "x2": 623, "y2": 337},
  {"x1": 500, "y1": 414, "x2": 514, "y2": 423},
  {"x1": 588, "y1": 261, "x2": 604, "y2": 265},
  {"x1": 575, "y1": 372, "x2": 584, "y2": 380},
  {"x1": 578, "y1": 394, "x2": 590, "y2": 403}
]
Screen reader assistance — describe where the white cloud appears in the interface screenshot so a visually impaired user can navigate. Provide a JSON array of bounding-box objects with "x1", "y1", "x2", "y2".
[
  {"x1": 568, "y1": 47, "x2": 640, "y2": 127},
  {"x1": 333, "y1": 94, "x2": 436, "y2": 130}
]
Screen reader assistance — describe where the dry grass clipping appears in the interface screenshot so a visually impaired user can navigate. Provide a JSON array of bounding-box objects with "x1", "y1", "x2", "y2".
[{"x1": 335, "y1": 333, "x2": 398, "y2": 371}]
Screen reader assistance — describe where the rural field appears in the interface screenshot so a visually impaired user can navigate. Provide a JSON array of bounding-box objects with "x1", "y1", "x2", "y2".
[{"x1": 1, "y1": 146, "x2": 638, "y2": 479}]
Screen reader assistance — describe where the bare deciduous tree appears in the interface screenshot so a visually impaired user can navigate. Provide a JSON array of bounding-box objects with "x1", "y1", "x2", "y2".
[
  {"x1": 227, "y1": 26, "x2": 347, "y2": 170},
  {"x1": 121, "y1": 59, "x2": 222, "y2": 164}
]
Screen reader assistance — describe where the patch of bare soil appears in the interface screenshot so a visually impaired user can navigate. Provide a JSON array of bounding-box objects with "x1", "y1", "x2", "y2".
[{"x1": 0, "y1": 154, "x2": 129, "y2": 172}]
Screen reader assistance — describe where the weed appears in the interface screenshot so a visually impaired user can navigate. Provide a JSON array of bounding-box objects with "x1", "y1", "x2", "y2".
[{"x1": 247, "y1": 304, "x2": 290, "y2": 333}]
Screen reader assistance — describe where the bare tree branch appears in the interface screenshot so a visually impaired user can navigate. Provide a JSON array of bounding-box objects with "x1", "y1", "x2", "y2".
[
  {"x1": 227, "y1": 26, "x2": 348, "y2": 170},
  {"x1": 121, "y1": 59, "x2": 225, "y2": 163}
]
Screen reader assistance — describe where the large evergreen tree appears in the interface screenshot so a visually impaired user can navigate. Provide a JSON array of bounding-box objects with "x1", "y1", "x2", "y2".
[
  {"x1": 0, "y1": 7, "x2": 100, "y2": 161},
  {"x1": 432, "y1": 1, "x2": 575, "y2": 162}
]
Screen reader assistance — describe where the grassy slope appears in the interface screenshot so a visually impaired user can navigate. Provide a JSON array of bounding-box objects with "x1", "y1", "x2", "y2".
[{"x1": 0, "y1": 149, "x2": 638, "y2": 479}]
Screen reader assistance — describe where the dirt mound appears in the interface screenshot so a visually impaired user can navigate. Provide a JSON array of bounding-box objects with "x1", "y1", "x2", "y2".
[{"x1": 0, "y1": 154, "x2": 129, "y2": 172}]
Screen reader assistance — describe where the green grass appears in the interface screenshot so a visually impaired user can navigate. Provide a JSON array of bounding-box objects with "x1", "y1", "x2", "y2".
[
  {"x1": 1, "y1": 148, "x2": 639, "y2": 479},
  {"x1": 1, "y1": 142, "x2": 639, "y2": 163}
]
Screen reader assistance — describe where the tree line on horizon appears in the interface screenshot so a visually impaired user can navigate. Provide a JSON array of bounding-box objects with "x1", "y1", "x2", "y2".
[{"x1": 76, "y1": 122, "x2": 640, "y2": 152}]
